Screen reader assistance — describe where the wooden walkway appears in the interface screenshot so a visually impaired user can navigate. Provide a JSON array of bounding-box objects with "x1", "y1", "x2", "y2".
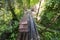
[{"x1": 17, "y1": 11, "x2": 40, "y2": 40}]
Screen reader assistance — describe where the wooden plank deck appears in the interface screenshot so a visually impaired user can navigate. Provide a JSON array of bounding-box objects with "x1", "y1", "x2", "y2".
[{"x1": 17, "y1": 13, "x2": 29, "y2": 40}]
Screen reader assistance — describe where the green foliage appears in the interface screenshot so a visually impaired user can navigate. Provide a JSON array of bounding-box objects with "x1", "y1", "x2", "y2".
[
  {"x1": 39, "y1": 0, "x2": 60, "y2": 40},
  {"x1": 0, "y1": 0, "x2": 60, "y2": 40},
  {"x1": 41, "y1": 32, "x2": 60, "y2": 40},
  {"x1": 0, "y1": 0, "x2": 23, "y2": 39},
  {"x1": 45, "y1": 0, "x2": 60, "y2": 12},
  {"x1": 30, "y1": 0, "x2": 39, "y2": 6}
]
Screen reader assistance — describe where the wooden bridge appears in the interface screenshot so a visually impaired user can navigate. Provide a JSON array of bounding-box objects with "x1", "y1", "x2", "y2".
[
  {"x1": 17, "y1": 10, "x2": 40, "y2": 40},
  {"x1": 0, "y1": 10, "x2": 40, "y2": 40}
]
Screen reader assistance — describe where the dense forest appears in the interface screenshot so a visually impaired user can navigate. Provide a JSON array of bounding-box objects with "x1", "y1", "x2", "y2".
[{"x1": 0, "y1": 0, "x2": 60, "y2": 40}]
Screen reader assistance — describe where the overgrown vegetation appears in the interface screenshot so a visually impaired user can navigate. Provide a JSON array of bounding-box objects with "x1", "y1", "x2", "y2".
[{"x1": 0, "y1": 0, "x2": 60, "y2": 40}]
